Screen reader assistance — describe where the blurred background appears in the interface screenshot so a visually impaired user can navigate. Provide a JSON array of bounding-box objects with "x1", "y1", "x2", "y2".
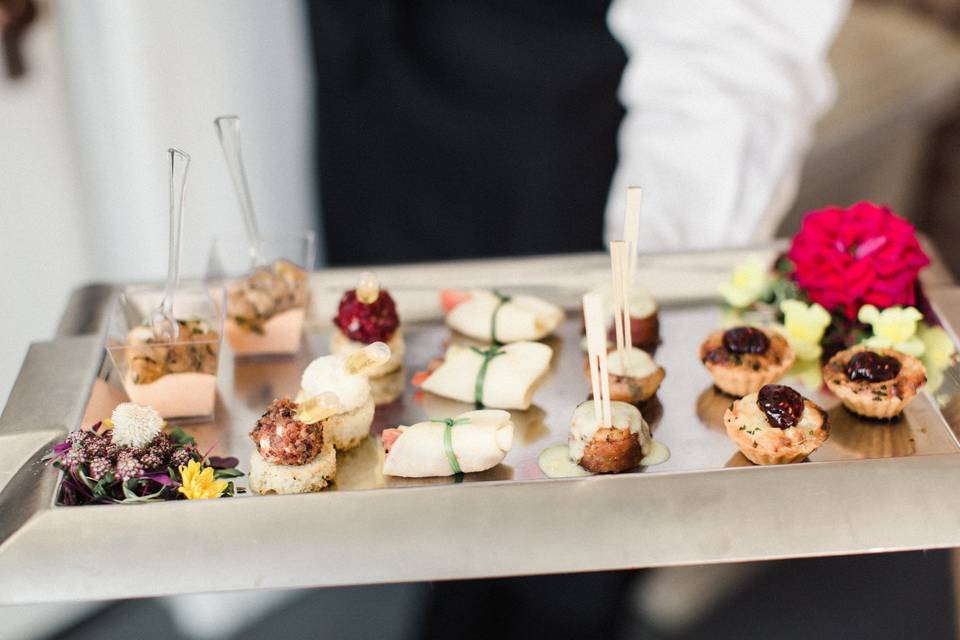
[{"x1": 2, "y1": 0, "x2": 960, "y2": 638}]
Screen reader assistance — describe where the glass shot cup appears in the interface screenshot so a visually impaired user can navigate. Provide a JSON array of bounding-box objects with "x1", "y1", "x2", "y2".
[
  {"x1": 209, "y1": 231, "x2": 316, "y2": 358},
  {"x1": 105, "y1": 284, "x2": 225, "y2": 420}
]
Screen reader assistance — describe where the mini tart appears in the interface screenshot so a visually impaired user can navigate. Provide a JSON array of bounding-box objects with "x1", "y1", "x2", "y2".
[
  {"x1": 699, "y1": 328, "x2": 794, "y2": 396},
  {"x1": 582, "y1": 346, "x2": 665, "y2": 404},
  {"x1": 724, "y1": 386, "x2": 828, "y2": 465},
  {"x1": 249, "y1": 441, "x2": 336, "y2": 494},
  {"x1": 823, "y1": 346, "x2": 926, "y2": 419},
  {"x1": 329, "y1": 328, "x2": 405, "y2": 378}
]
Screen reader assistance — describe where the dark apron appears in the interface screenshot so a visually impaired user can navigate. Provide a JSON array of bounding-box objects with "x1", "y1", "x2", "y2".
[{"x1": 307, "y1": 1, "x2": 626, "y2": 265}]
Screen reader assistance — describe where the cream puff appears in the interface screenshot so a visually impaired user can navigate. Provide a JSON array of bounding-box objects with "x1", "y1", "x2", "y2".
[
  {"x1": 724, "y1": 384, "x2": 828, "y2": 465},
  {"x1": 823, "y1": 346, "x2": 926, "y2": 419},
  {"x1": 700, "y1": 326, "x2": 795, "y2": 396}
]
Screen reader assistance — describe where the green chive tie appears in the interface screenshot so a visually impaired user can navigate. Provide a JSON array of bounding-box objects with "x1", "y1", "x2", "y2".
[
  {"x1": 431, "y1": 417, "x2": 471, "y2": 475},
  {"x1": 490, "y1": 290, "x2": 512, "y2": 345},
  {"x1": 470, "y1": 346, "x2": 506, "y2": 408}
]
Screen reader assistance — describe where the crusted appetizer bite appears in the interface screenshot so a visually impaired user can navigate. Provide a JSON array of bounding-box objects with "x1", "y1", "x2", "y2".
[
  {"x1": 569, "y1": 400, "x2": 651, "y2": 473},
  {"x1": 441, "y1": 289, "x2": 564, "y2": 344},
  {"x1": 225, "y1": 259, "x2": 308, "y2": 356},
  {"x1": 724, "y1": 384, "x2": 828, "y2": 465},
  {"x1": 330, "y1": 272, "x2": 404, "y2": 379},
  {"x1": 414, "y1": 341, "x2": 552, "y2": 410},
  {"x1": 699, "y1": 326, "x2": 795, "y2": 397},
  {"x1": 584, "y1": 346, "x2": 664, "y2": 404},
  {"x1": 296, "y1": 345, "x2": 388, "y2": 450},
  {"x1": 123, "y1": 319, "x2": 220, "y2": 418},
  {"x1": 382, "y1": 409, "x2": 513, "y2": 478},
  {"x1": 249, "y1": 397, "x2": 336, "y2": 494},
  {"x1": 823, "y1": 346, "x2": 926, "y2": 419}
]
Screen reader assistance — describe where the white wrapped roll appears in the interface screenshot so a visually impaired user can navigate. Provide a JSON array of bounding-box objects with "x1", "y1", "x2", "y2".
[
  {"x1": 445, "y1": 290, "x2": 564, "y2": 343},
  {"x1": 421, "y1": 341, "x2": 552, "y2": 410},
  {"x1": 382, "y1": 410, "x2": 514, "y2": 477}
]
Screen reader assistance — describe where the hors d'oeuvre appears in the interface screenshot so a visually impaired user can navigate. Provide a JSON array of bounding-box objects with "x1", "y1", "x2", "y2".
[
  {"x1": 45, "y1": 402, "x2": 241, "y2": 505},
  {"x1": 296, "y1": 343, "x2": 390, "y2": 450},
  {"x1": 225, "y1": 259, "x2": 308, "y2": 355},
  {"x1": 381, "y1": 409, "x2": 514, "y2": 478},
  {"x1": 585, "y1": 346, "x2": 664, "y2": 404},
  {"x1": 724, "y1": 384, "x2": 829, "y2": 465},
  {"x1": 413, "y1": 341, "x2": 552, "y2": 410},
  {"x1": 699, "y1": 326, "x2": 795, "y2": 397},
  {"x1": 249, "y1": 396, "x2": 337, "y2": 494},
  {"x1": 441, "y1": 289, "x2": 564, "y2": 344},
  {"x1": 569, "y1": 400, "x2": 651, "y2": 473},
  {"x1": 823, "y1": 346, "x2": 926, "y2": 419},
  {"x1": 123, "y1": 319, "x2": 221, "y2": 419},
  {"x1": 330, "y1": 272, "x2": 404, "y2": 380}
]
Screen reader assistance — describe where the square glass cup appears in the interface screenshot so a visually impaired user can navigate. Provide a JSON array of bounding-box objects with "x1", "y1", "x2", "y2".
[
  {"x1": 209, "y1": 231, "x2": 316, "y2": 358},
  {"x1": 105, "y1": 284, "x2": 225, "y2": 421}
]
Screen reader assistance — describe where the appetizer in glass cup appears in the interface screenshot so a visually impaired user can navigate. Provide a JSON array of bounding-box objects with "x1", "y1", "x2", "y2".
[
  {"x1": 210, "y1": 231, "x2": 316, "y2": 357},
  {"x1": 105, "y1": 284, "x2": 225, "y2": 420}
]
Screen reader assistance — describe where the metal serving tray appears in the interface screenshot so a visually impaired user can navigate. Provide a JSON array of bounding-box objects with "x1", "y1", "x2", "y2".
[{"x1": 3, "y1": 248, "x2": 960, "y2": 604}]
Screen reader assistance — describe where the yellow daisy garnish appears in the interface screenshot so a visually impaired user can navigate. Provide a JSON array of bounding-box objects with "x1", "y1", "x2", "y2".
[
  {"x1": 178, "y1": 460, "x2": 228, "y2": 500},
  {"x1": 858, "y1": 305, "x2": 924, "y2": 356},
  {"x1": 779, "y1": 300, "x2": 831, "y2": 361},
  {"x1": 918, "y1": 324, "x2": 956, "y2": 369},
  {"x1": 719, "y1": 258, "x2": 771, "y2": 309}
]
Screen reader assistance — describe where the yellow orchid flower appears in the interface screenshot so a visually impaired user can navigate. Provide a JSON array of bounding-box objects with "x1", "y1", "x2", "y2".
[
  {"x1": 178, "y1": 460, "x2": 228, "y2": 500},
  {"x1": 858, "y1": 305, "x2": 924, "y2": 356},
  {"x1": 916, "y1": 324, "x2": 956, "y2": 394},
  {"x1": 719, "y1": 258, "x2": 771, "y2": 309},
  {"x1": 918, "y1": 324, "x2": 956, "y2": 369},
  {"x1": 779, "y1": 300, "x2": 831, "y2": 361}
]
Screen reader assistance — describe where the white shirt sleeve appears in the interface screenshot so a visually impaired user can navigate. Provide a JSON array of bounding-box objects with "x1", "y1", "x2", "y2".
[{"x1": 604, "y1": 0, "x2": 849, "y2": 250}]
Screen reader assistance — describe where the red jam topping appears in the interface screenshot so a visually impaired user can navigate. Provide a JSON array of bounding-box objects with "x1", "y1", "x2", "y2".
[
  {"x1": 334, "y1": 289, "x2": 399, "y2": 343},
  {"x1": 758, "y1": 384, "x2": 805, "y2": 429},
  {"x1": 845, "y1": 351, "x2": 901, "y2": 383},
  {"x1": 722, "y1": 327, "x2": 770, "y2": 355}
]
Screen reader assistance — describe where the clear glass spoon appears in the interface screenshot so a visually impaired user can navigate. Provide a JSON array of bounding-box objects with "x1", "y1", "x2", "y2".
[
  {"x1": 150, "y1": 148, "x2": 190, "y2": 342},
  {"x1": 214, "y1": 115, "x2": 266, "y2": 269}
]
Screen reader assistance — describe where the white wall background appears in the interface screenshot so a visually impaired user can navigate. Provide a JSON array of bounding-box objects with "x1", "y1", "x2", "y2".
[{"x1": 0, "y1": 0, "x2": 316, "y2": 405}]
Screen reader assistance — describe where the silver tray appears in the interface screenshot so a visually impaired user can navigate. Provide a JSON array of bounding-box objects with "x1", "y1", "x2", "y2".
[{"x1": 3, "y1": 248, "x2": 960, "y2": 604}]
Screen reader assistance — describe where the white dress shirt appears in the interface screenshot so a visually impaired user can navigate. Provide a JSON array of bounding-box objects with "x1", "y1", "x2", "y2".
[{"x1": 604, "y1": 0, "x2": 850, "y2": 250}]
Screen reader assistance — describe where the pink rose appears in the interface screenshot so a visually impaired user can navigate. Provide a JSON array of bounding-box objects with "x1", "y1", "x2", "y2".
[{"x1": 787, "y1": 202, "x2": 929, "y2": 320}]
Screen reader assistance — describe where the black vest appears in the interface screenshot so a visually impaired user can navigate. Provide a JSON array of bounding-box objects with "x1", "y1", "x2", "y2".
[{"x1": 307, "y1": 1, "x2": 626, "y2": 265}]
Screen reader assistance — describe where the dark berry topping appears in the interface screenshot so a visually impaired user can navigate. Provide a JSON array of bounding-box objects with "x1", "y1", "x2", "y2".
[
  {"x1": 758, "y1": 384, "x2": 805, "y2": 429},
  {"x1": 845, "y1": 351, "x2": 901, "y2": 383},
  {"x1": 722, "y1": 327, "x2": 770, "y2": 355},
  {"x1": 334, "y1": 289, "x2": 399, "y2": 343}
]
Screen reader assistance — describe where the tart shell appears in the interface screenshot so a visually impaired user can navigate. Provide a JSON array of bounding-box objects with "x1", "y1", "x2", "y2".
[
  {"x1": 700, "y1": 329, "x2": 795, "y2": 397},
  {"x1": 823, "y1": 346, "x2": 926, "y2": 419},
  {"x1": 724, "y1": 395, "x2": 828, "y2": 465}
]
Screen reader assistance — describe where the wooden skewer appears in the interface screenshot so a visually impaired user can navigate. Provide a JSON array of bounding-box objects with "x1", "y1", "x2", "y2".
[
  {"x1": 583, "y1": 292, "x2": 611, "y2": 428},
  {"x1": 610, "y1": 241, "x2": 628, "y2": 364}
]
